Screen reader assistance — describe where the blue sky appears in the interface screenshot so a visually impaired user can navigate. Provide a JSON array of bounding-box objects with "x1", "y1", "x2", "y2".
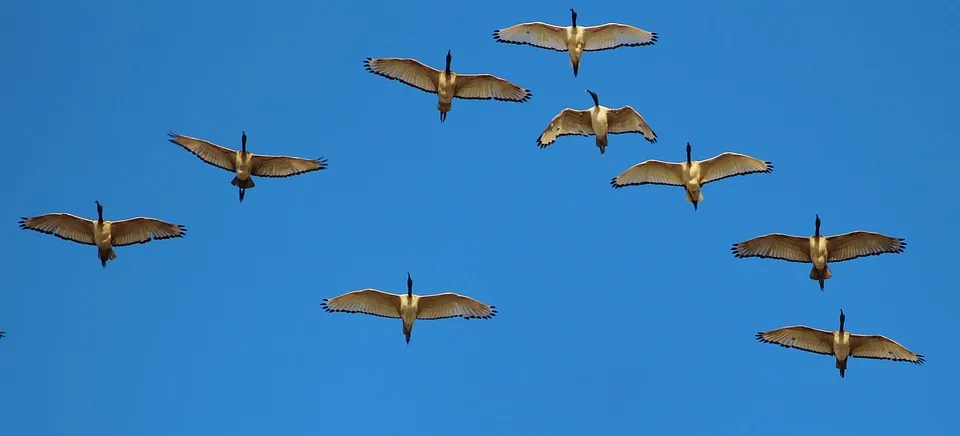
[{"x1": 2, "y1": 0, "x2": 958, "y2": 434}]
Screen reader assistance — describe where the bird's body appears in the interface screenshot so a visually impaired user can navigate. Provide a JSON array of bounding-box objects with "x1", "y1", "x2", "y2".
[
  {"x1": 538, "y1": 89, "x2": 656, "y2": 154},
  {"x1": 611, "y1": 142, "x2": 773, "y2": 209},
  {"x1": 756, "y1": 310, "x2": 924, "y2": 377},
  {"x1": 731, "y1": 215, "x2": 906, "y2": 290},
  {"x1": 494, "y1": 9, "x2": 658, "y2": 77},
  {"x1": 18, "y1": 201, "x2": 186, "y2": 268},
  {"x1": 321, "y1": 273, "x2": 497, "y2": 344},
  {"x1": 167, "y1": 131, "x2": 327, "y2": 202},
  {"x1": 364, "y1": 50, "x2": 532, "y2": 122}
]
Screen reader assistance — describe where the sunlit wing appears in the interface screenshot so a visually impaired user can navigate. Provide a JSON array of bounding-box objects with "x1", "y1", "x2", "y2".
[
  {"x1": 493, "y1": 22, "x2": 568, "y2": 52},
  {"x1": 109, "y1": 217, "x2": 187, "y2": 247},
  {"x1": 321, "y1": 289, "x2": 402, "y2": 319},
  {"x1": 756, "y1": 325, "x2": 835, "y2": 356},
  {"x1": 167, "y1": 132, "x2": 238, "y2": 173},
  {"x1": 537, "y1": 108, "x2": 593, "y2": 147},
  {"x1": 697, "y1": 152, "x2": 773, "y2": 185},
  {"x1": 610, "y1": 160, "x2": 683, "y2": 188},
  {"x1": 363, "y1": 58, "x2": 441, "y2": 95},
  {"x1": 249, "y1": 154, "x2": 328, "y2": 178},
  {"x1": 849, "y1": 334, "x2": 925, "y2": 364},
  {"x1": 826, "y1": 231, "x2": 906, "y2": 263},
  {"x1": 416, "y1": 293, "x2": 497, "y2": 320},
  {"x1": 18, "y1": 213, "x2": 96, "y2": 246},
  {"x1": 731, "y1": 233, "x2": 811, "y2": 263},
  {"x1": 582, "y1": 23, "x2": 658, "y2": 52},
  {"x1": 454, "y1": 74, "x2": 532, "y2": 102},
  {"x1": 605, "y1": 106, "x2": 657, "y2": 143}
]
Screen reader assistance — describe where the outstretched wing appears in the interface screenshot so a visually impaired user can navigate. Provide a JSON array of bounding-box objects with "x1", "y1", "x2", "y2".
[
  {"x1": 697, "y1": 152, "x2": 773, "y2": 186},
  {"x1": 826, "y1": 231, "x2": 906, "y2": 263},
  {"x1": 167, "y1": 132, "x2": 238, "y2": 173},
  {"x1": 363, "y1": 57, "x2": 441, "y2": 95},
  {"x1": 731, "y1": 234, "x2": 811, "y2": 263},
  {"x1": 756, "y1": 326, "x2": 835, "y2": 356},
  {"x1": 19, "y1": 213, "x2": 97, "y2": 246},
  {"x1": 493, "y1": 22, "x2": 568, "y2": 52},
  {"x1": 321, "y1": 289, "x2": 403, "y2": 319},
  {"x1": 537, "y1": 108, "x2": 593, "y2": 147},
  {"x1": 582, "y1": 23, "x2": 658, "y2": 52},
  {"x1": 416, "y1": 293, "x2": 497, "y2": 320},
  {"x1": 454, "y1": 74, "x2": 532, "y2": 102},
  {"x1": 109, "y1": 217, "x2": 187, "y2": 247}
]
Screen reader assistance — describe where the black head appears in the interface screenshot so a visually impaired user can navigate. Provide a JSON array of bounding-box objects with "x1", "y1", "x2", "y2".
[
  {"x1": 241, "y1": 131, "x2": 247, "y2": 151},
  {"x1": 686, "y1": 142, "x2": 692, "y2": 160},
  {"x1": 570, "y1": 8, "x2": 578, "y2": 26},
  {"x1": 94, "y1": 200, "x2": 104, "y2": 222},
  {"x1": 585, "y1": 89, "x2": 599, "y2": 106},
  {"x1": 815, "y1": 214, "x2": 821, "y2": 234},
  {"x1": 407, "y1": 272, "x2": 413, "y2": 295},
  {"x1": 839, "y1": 309, "x2": 846, "y2": 330}
]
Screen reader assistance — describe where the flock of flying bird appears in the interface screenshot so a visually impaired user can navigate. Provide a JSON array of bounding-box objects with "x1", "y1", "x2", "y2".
[{"x1": 7, "y1": 9, "x2": 925, "y2": 378}]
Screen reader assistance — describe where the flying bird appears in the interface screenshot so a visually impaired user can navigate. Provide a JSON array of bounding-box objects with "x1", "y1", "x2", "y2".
[
  {"x1": 538, "y1": 89, "x2": 656, "y2": 155},
  {"x1": 168, "y1": 131, "x2": 328, "y2": 203},
  {"x1": 363, "y1": 50, "x2": 532, "y2": 122},
  {"x1": 321, "y1": 272, "x2": 497, "y2": 344},
  {"x1": 756, "y1": 310, "x2": 924, "y2": 378},
  {"x1": 611, "y1": 142, "x2": 773, "y2": 210},
  {"x1": 18, "y1": 201, "x2": 187, "y2": 268},
  {"x1": 493, "y1": 8, "x2": 658, "y2": 77},
  {"x1": 731, "y1": 215, "x2": 906, "y2": 290}
]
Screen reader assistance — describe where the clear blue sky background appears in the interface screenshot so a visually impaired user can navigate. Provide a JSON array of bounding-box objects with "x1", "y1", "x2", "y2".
[{"x1": 2, "y1": 0, "x2": 958, "y2": 434}]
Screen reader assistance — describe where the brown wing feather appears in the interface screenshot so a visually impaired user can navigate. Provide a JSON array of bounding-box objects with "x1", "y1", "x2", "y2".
[
  {"x1": 605, "y1": 106, "x2": 657, "y2": 143},
  {"x1": 109, "y1": 217, "x2": 187, "y2": 247},
  {"x1": 826, "y1": 231, "x2": 906, "y2": 263},
  {"x1": 18, "y1": 213, "x2": 97, "y2": 246},
  {"x1": 756, "y1": 326, "x2": 835, "y2": 356},
  {"x1": 849, "y1": 334, "x2": 924, "y2": 364},
  {"x1": 697, "y1": 152, "x2": 774, "y2": 186},
  {"x1": 249, "y1": 154, "x2": 328, "y2": 178},
  {"x1": 731, "y1": 234, "x2": 811, "y2": 263},
  {"x1": 416, "y1": 293, "x2": 497, "y2": 320},
  {"x1": 582, "y1": 24, "x2": 658, "y2": 52},
  {"x1": 167, "y1": 132, "x2": 238, "y2": 173},
  {"x1": 363, "y1": 58, "x2": 440, "y2": 95},
  {"x1": 454, "y1": 74, "x2": 532, "y2": 102},
  {"x1": 321, "y1": 289, "x2": 402, "y2": 319},
  {"x1": 537, "y1": 108, "x2": 593, "y2": 147},
  {"x1": 493, "y1": 22, "x2": 569, "y2": 52},
  {"x1": 610, "y1": 160, "x2": 684, "y2": 188}
]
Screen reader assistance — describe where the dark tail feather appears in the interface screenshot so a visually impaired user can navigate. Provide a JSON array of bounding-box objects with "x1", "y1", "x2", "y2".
[
  {"x1": 836, "y1": 358, "x2": 847, "y2": 378},
  {"x1": 573, "y1": 62, "x2": 579, "y2": 77},
  {"x1": 231, "y1": 176, "x2": 255, "y2": 189},
  {"x1": 810, "y1": 265, "x2": 832, "y2": 290},
  {"x1": 100, "y1": 248, "x2": 116, "y2": 268}
]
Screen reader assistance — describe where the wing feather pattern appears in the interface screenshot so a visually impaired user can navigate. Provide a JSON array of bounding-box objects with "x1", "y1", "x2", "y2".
[
  {"x1": 18, "y1": 213, "x2": 97, "y2": 246},
  {"x1": 321, "y1": 289, "x2": 402, "y2": 319},
  {"x1": 537, "y1": 109, "x2": 593, "y2": 147},
  {"x1": 756, "y1": 326, "x2": 835, "y2": 356},
  {"x1": 582, "y1": 24, "x2": 658, "y2": 52},
  {"x1": 826, "y1": 231, "x2": 906, "y2": 263},
  {"x1": 493, "y1": 22, "x2": 569, "y2": 52},
  {"x1": 610, "y1": 160, "x2": 684, "y2": 188},
  {"x1": 605, "y1": 106, "x2": 657, "y2": 143},
  {"x1": 109, "y1": 217, "x2": 187, "y2": 247},
  {"x1": 731, "y1": 234, "x2": 812, "y2": 263},
  {"x1": 167, "y1": 132, "x2": 238, "y2": 173},
  {"x1": 416, "y1": 293, "x2": 497, "y2": 320},
  {"x1": 697, "y1": 152, "x2": 773, "y2": 186},
  {"x1": 849, "y1": 334, "x2": 925, "y2": 364},
  {"x1": 363, "y1": 58, "x2": 441, "y2": 95}
]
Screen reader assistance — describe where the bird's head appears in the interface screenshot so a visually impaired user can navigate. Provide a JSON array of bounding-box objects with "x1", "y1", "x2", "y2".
[
  {"x1": 839, "y1": 309, "x2": 846, "y2": 331},
  {"x1": 94, "y1": 200, "x2": 103, "y2": 222},
  {"x1": 241, "y1": 131, "x2": 247, "y2": 152},
  {"x1": 407, "y1": 272, "x2": 413, "y2": 296},
  {"x1": 585, "y1": 89, "x2": 599, "y2": 106},
  {"x1": 570, "y1": 8, "x2": 578, "y2": 26},
  {"x1": 685, "y1": 142, "x2": 692, "y2": 161},
  {"x1": 815, "y1": 214, "x2": 821, "y2": 235},
  {"x1": 445, "y1": 50, "x2": 452, "y2": 72}
]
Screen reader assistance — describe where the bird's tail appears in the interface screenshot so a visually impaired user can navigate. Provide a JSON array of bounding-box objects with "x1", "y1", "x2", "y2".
[
  {"x1": 595, "y1": 135, "x2": 608, "y2": 153},
  {"x1": 231, "y1": 176, "x2": 255, "y2": 189},
  {"x1": 810, "y1": 264, "x2": 832, "y2": 290},
  {"x1": 684, "y1": 189, "x2": 704, "y2": 204},
  {"x1": 403, "y1": 324, "x2": 412, "y2": 345},
  {"x1": 99, "y1": 248, "x2": 116, "y2": 268},
  {"x1": 836, "y1": 358, "x2": 847, "y2": 378}
]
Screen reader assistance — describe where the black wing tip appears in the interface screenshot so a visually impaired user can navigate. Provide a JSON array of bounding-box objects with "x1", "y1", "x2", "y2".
[{"x1": 610, "y1": 178, "x2": 621, "y2": 188}]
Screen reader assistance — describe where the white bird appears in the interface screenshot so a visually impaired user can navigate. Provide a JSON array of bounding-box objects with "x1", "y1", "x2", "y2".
[
  {"x1": 610, "y1": 141, "x2": 773, "y2": 210},
  {"x1": 18, "y1": 201, "x2": 187, "y2": 268},
  {"x1": 363, "y1": 50, "x2": 533, "y2": 122},
  {"x1": 756, "y1": 310, "x2": 925, "y2": 378},
  {"x1": 168, "y1": 131, "x2": 328, "y2": 203},
  {"x1": 321, "y1": 273, "x2": 497, "y2": 344},
  {"x1": 731, "y1": 215, "x2": 906, "y2": 290},
  {"x1": 493, "y1": 8, "x2": 658, "y2": 77},
  {"x1": 537, "y1": 89, "x2": 657, "y2": 155}
]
